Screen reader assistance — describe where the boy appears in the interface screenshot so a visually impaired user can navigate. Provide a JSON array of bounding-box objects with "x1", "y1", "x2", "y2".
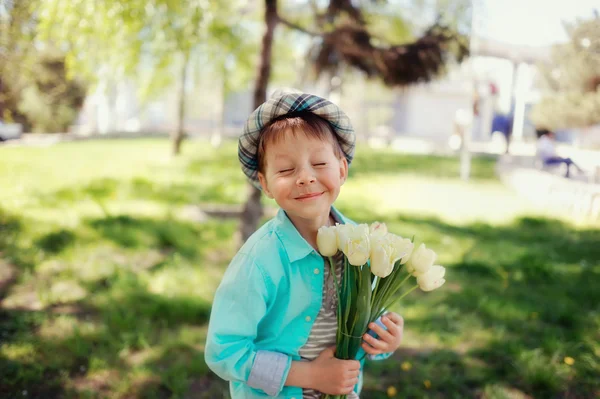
[{"x1": 205, "y1": 90, "x2": 404, "y2": 398}]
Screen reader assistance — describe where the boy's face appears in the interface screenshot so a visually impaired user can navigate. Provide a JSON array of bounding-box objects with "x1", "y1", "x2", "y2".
[{"x1": 257, "y1": 129, "x2": 348, "y2": 222}]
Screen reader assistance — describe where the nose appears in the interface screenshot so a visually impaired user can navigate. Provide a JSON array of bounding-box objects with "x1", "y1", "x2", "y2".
[{"x1": 296, "y1": 167, "x2": 316, "y2": 186}]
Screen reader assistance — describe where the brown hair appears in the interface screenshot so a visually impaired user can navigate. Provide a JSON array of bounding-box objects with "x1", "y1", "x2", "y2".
[{"x1": 257, "y1": 111, "x2": 348, "y2": 173}]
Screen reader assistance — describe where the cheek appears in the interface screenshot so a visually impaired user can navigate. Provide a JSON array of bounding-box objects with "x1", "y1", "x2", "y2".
[
  {"x1": 324, "y1": 168, "x2": 343, "y2": 183},
  {"x1": 270, "y1": 177, "x2": 293, "y2": 197},
  {"x1": 320, "y1": 172, "x2": 342, "y2": 194}
]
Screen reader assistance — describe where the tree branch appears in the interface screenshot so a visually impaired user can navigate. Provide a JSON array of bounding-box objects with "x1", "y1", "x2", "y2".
[{"x1": 277, "y1": 16, "x2": 321, "y2": 37}]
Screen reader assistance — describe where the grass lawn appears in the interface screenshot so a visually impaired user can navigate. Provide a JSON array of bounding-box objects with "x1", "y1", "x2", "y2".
[{"x1": 0, "y1": 138, "x2": 598, "y2": 399}]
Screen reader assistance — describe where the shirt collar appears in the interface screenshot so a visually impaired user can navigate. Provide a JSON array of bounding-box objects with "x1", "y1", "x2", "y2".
[{"x1": 274, "y1": 205, "x2": 349, "y2": 263}]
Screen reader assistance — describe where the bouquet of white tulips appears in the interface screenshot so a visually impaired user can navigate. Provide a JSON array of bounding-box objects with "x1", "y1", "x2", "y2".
[{"x1": 317, "y1": 222, "x2": 446, "y2": 399}]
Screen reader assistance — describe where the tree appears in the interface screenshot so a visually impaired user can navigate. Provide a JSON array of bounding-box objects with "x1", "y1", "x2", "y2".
[
  {"x1": 16, "y1": 49, "x2": 86, "y2": 133},
  {"x1": 36, "y1": 0, "x2": 250, "y2": 154},
  {"x1": 239, "y1": 0, "x2": 278, "y2": 244},
  {"x1": 0, "y1": 0, "x2": 85, "y2": 132},
  {"x1": 239, "y1": 0, "x2": 469, "y2": 243},
  {"x1": 531, "y1": 14, "x2": 600, "y2": 130}
]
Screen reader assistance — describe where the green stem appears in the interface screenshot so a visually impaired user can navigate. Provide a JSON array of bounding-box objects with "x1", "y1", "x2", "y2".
[
  {"x1": 372, "y1": 273, "x2": 415, "y2": 323},
  {"x1": 370, "y1": 276, "x2": 381, "y2": 308},
  {"x1": 370, "y1": 278, "x2": 390, "y2": 325},
  {"x1": 371, "y1": 272, "x2": 408, "y2": 320},
  {"x1": 342, "y1": 256, "x2": 351, "y2": 359},
  {"x1": 396, "y1": 272, "x2": 412, "y2": 289},
  {"x1": 382, "y1": 284, "x2": 419, "y2": 310},
  {"x1": 383, "y1": 272, "x2": 412, "y2": 304},
  {"x1": 396, "y1": 284, "x2": 419, "y2": 301}
]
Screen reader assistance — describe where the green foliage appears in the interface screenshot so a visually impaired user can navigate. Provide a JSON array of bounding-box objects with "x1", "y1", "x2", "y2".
[
  {"x1": 36, "y1": 0, "x2": 256, "y2": 100},
  {"x1": 0, "y1": 1, "x2": 85, "y2": 132},
  {"x1": 17, "y1": 50, "x2": 86, "y2": 132},
  {"x1": 531, "y1": 15, "x2": 600, "y2": 130},
  {"x1": 531, "y1": 91, "x2": 600, "y2": 131}
]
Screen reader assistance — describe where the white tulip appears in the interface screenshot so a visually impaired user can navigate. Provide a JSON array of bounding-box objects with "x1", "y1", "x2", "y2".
[
  {"x1": 317, "y1": 225, "x2": 339, "y2": 256},
  {"x1": 406, "y1": 243, "x2": 436, "y2": 276},
  {"x1": 397, "y1": 236, "x2": 414, "y2": 265},
  {"x1": 369, "y1": 222, "x2": 388, "y2": 237},
  {"x1": 417, "y1": 265, "x2": 446, "y2": 291},
  {"x1": 370, "y1": 233, "x2": 413, "y2": 278},
  {"x1": 337, "y1": 224, "x2": 370, "y2": 266},
  {"x1": 370, "y1": 238, "x2": 395, "y2": 278}
]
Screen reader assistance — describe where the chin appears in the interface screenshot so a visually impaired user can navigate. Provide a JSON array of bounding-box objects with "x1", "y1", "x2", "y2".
[{"x1": 290, "y1": 202, "x2": 331, "y2": 219}]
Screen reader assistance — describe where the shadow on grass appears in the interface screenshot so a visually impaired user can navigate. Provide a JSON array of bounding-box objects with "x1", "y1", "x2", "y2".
[
  {"x1": 35, "y1": 229, "x2": 77, "y2": 254},
  {"x1": 0, "y1": 310, "x2": 68, "y2": 398},
  {"x1": 2, "y1": 200, "x2": 598, "y2": 398},
  {"x1": 86, "y1": 214, "x2": 233, "y2": 260},
  {"x1": 1, "y1": 209, "x2": 58, "y2": 396},
  {"x1": 341, "y1": 207, "x2": 600, "y2": 398},
  {"x1": 362, "y1": 348, "x2": 485, "y2": 398},
  {"x1": 1, "y1": 206, "x2": 224, "y2": 397},
  {"x1": 39, "y1": 177, "x2": 244, "y2": 209},
  {"x1": 138, "y1": 345, "x2": 229, "y2": 399},
  {"x1": 0, "y1": 207, "x2": 35, "y2": 273},
  {"x1": 0, "y1": 272, "x2": 214, "y2": 398}
]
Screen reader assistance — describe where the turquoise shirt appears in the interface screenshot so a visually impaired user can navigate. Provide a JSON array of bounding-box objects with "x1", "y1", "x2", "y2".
[{"x1": 205, "y1": 206, "x2": 391, "y2": 398}]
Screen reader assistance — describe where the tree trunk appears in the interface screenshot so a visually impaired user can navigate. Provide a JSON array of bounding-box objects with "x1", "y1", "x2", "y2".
[
  {"x1": 172, "y1": 53, "x2": 189, "y2": 156},
  {"x1": 239, "y1": 0, "x2": 278, "y2": 244}
]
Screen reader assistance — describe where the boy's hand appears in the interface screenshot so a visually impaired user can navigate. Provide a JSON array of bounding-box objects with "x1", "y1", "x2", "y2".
[
  {"x1": 309, "y1": 346, "x2": 360, "y2": 395},
  {"x1": 361, "y1": 312, "x2": 404, "y2": 356}
]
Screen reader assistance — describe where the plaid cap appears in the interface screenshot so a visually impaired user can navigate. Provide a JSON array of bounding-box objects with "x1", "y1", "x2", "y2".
[{"x1": 238, "y1": 90, "x2": 355, "y2": 189}]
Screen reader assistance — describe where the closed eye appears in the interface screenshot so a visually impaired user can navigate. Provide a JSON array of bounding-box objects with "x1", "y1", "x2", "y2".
[
  {"x1": 314, "y1": 163, "x2": 327, "y2": 166},
  {"x1": 278, "y1": 168, "x2": 293, "y2": 173}
]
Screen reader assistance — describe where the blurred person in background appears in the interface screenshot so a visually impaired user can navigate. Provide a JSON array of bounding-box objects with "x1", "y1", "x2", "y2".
[
  {"x1": 535, "y1": 128, "x2": 585, "y2": 178},
  {"x1": 491, "y1": 112, "x2": 514, "y2": 154}
]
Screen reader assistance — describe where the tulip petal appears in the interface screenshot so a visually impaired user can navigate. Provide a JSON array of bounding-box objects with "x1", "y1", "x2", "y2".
[{"x1": 317, "y1": 225, "x2": 338, "y2": 256}]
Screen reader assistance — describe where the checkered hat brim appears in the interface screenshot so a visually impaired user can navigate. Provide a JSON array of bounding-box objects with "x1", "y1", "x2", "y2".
[{"x1": 238, "y1": 91, "x2": 355, "y2": 189}]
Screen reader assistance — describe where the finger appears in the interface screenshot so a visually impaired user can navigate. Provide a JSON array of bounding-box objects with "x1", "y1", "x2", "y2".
[
  {"x1": 344, "y1": 360, "x2": 360, "y2": 371},
  {"x1": 369, "y1": 321, "x2": 394, "y2": 342},
  {"x1": 345, "y1": 368, "x2": 361, "y2": 379},
  {"x1": 363, "y1": 333, "x2": 388, "y2": 351},
  {"x1": 346, "y1": 377, "x2": 359, "y2": 386},
  {"x1": 362, "y1": 341, "x2": 383, "y2": 355},
  {"x1": 344, "y1": 378, "x2": 359, "y2": 393},
  {"x1": 384, "y1": 313, "x2": 405, "y2": 341},
  {"x1": 385, "y1": 312, "x2": 404, "y2": 328}
]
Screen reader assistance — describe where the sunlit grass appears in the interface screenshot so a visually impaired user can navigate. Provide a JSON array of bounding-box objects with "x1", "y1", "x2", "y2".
[{"x1": 0, "y1": 138, "x2": 598, "y2": 398}]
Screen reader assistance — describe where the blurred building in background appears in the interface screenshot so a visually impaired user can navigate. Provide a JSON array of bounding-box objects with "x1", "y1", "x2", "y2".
[{"x1": 74, "y1": 36, "x2": 551, "y2": 149}]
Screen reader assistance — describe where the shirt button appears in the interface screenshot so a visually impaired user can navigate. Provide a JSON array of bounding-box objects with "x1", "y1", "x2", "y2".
[
  {"x1": 314, "y1": 268, "x2": 320, "y2": 275},
  {"x1": 305, "y1": 316, "x2": 312, "y2": 322}
]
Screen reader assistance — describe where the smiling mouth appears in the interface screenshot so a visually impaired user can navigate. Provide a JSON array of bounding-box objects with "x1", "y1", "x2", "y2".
[{"x1": 295, "y1": 192, "x2": 324, "y2": 200}]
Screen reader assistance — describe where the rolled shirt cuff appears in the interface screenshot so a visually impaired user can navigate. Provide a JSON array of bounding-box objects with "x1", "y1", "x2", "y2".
[{"x1": 247, "y1": 350, "x2": 291, "y2": 396}]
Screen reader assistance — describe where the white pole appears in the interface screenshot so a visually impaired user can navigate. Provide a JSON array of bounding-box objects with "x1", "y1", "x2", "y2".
[{"x1": 512, "y1": 62, "x2": 529, "y2": 142}]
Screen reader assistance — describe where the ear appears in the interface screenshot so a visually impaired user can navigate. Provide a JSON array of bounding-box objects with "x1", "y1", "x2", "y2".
[
  {"x1": 258, "y1": 172, "x2": 274, "y2": 199},
  {"x1": 339, "y1": 157, "x2": 348, "y2": 185}
]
